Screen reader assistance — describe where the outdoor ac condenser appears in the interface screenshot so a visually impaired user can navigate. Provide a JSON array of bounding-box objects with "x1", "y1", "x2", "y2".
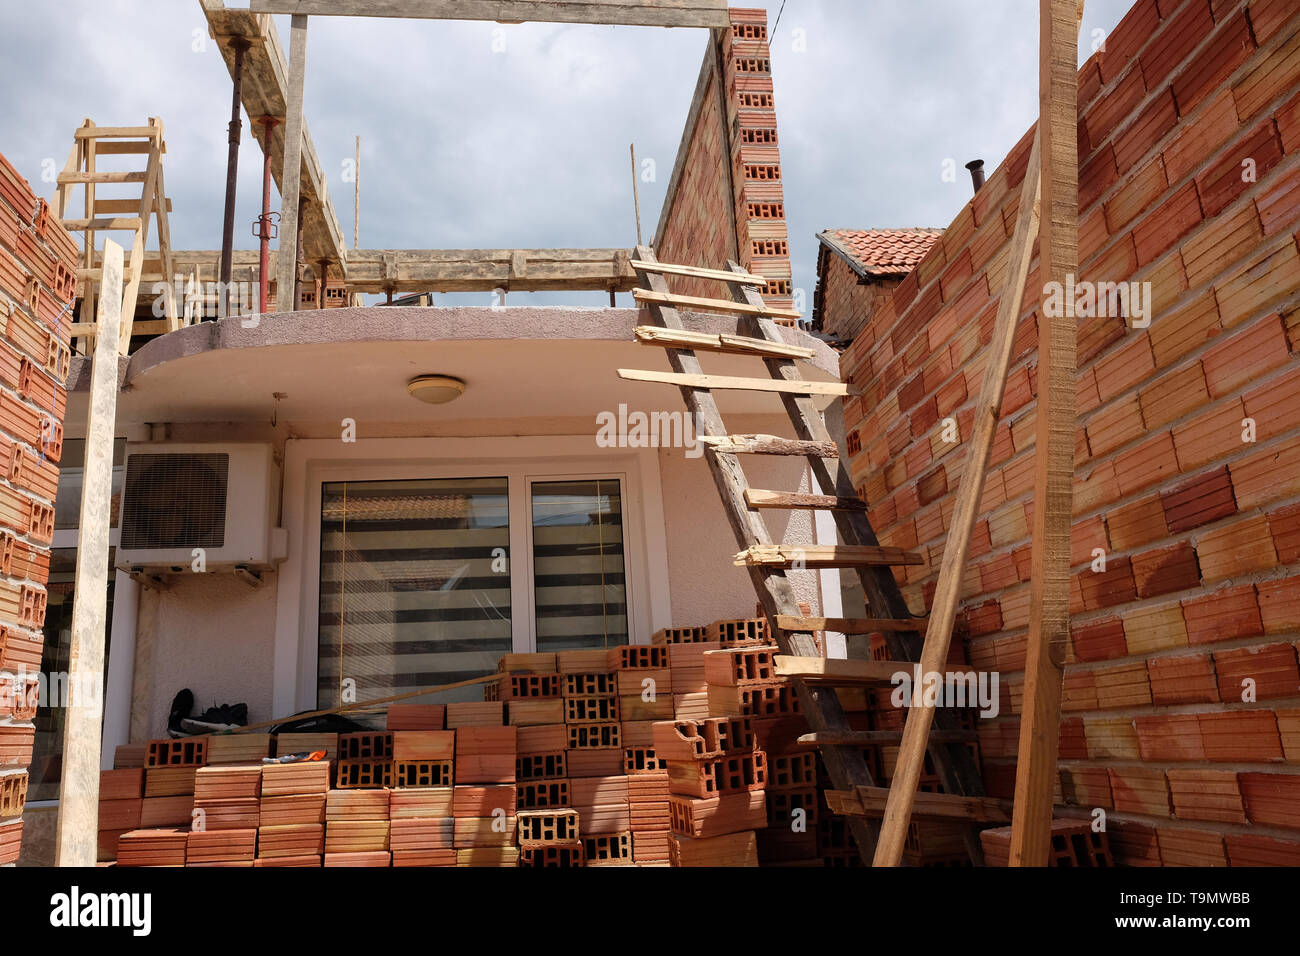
[{"x1": 115, "y1": 443, "x2": 284, "y2": 572}]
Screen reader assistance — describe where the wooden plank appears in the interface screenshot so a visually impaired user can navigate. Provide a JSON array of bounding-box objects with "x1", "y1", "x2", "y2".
[
  {"x1": 829, "y1": 787, "x2": 1010, "y2": 824},
  {"x1": 249, "y1": 0, "x2": 731, "y2": 28},
  {"x1": 61, "y1": 217, "x2": 142, "y2": 231},
  {"x1": 617, "y1": 368, "x2": 856, "y2": 397},
  {"x1": 276, "y1": 14, "x2": 309, "y2": 307},
  {"x1": 74, "y1": 126, "x2": 159, "y2": 140},
  {"x1": 772, "y1": 656, "x2": 909, "y2": 684},
  {"x1": 630, "y1": 259, "x2": 767, "y2": 286},
  {"x1": 869, "y1": 0, "x2": 1086, "y2": 871},
  {"x1": 798, "y1": 730, "x2": 978, "y2": 747},
  {"x1": 630, "y1": 246, "x2": 881, "y2": 865},
  {"x1": 734, "y1": 544, "x2": 923, "y2": 568},
  {"x1": 633, "y1": 288, "x2": 802, "y2": 321},
  {"x1": 92, "y1": 198, "x2": 172, "y2": 215},
  {"x1": 745, "y1": 489, "x2": 868, "y2": 512},
  {"x1": 775, "y1": 615, "x2": 924, "y2": 634},
  {"x1": 343, "y1": 248, "x2": 636, "y2": 294},
  {"x1": 91, "y1": 141, "x2": 154, "y2": 155},
  {"x1": 634, "y1": 326, "x2": 815, "y2": 359},
  {"x1": 56, "y1": 171, "x2": 147, "y2": 185},
  {"x1": 1010, "y1": 0, "x2": 1080, "y2": 869},
  {"x1": 54, "y1": 240, "x2": 123, "y2": 866},
  {"x1": 697, "y1": 434, "x2": 838, "y2": 457}
]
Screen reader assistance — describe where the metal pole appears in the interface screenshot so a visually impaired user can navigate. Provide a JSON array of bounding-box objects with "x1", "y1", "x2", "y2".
[
  {"x1": 220, "y1": 37, "x2": 250, "y2": 319},
  {"x1": 629, "y1": 143, "x2": 643, "y2": 247},
  {"x1": 256, "y1": 116, "x2": 280, "y2": 313}
]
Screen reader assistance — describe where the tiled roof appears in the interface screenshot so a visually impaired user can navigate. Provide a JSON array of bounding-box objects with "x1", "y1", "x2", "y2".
[{"x1": 818, "y1": 228, "x2": 943, "y2": 278}]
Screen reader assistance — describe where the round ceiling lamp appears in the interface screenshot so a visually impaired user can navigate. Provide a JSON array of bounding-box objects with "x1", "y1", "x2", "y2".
[{"x1": 407, "y1": 375, "x2": 466, "y2": 405}]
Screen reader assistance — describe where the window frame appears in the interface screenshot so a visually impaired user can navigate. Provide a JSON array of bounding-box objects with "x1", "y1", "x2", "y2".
[{"x1": 274, "y1": 436, "x2": 670, "y2": 715}]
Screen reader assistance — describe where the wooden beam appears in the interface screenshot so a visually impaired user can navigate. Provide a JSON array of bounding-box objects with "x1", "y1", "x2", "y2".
[
  {"x1": 734, "y1": 544, "x2": 923, "y2": 569},
  {"x1": 1011, "y1": 0, "x2": 1080, "y2": 868},
  {"x1": 343, "y1": 247, "x2": 636, "y2": 293},
  {"x1": 634, "y1": 326, "x2": 815, "y2": 359},
  {"x1": 697, "y1": 434, "x2": 838, "y2": 457},
  {"x1": 829, "y1": 787, "x2": 1011, "y2": 824},
  {"x1": 775, "y1": 615, "x2": 924, "y2": 634},
  {"x1": 617, "y1": 368, "x2": 856, "y2": 397},
  {"x1": 773, "y1": 656, "x2": 910, "y2": 684},
  {"x1": 870, "y1": 0, "x2": 1086, "y2": 870},
  {"x1": 276, "y1": 14, "x2": 309, "y2": 306},
  {"x1": 799, "y1": 730, "x2": 978, "y2": 747},
  {"x1": 633, "y1": 288, "x2": 802, "y2": 321},
  {"x1": 249, "y1": 0, "x2": 731, "y2": 28},
  {"x1": 745, "y1": 488, "x2": 867, "y2": 512},
  {"x1": 54, "y1": 240, "x2": 123, "y2": 866},
  {"x1": 630, "y1": 260, "x2": 767, "y2": 286}
]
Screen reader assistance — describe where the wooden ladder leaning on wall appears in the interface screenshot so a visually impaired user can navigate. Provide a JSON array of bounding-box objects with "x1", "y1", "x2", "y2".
[{"x1": 620, "y1": 245, "x2": 992, "y2": 866}]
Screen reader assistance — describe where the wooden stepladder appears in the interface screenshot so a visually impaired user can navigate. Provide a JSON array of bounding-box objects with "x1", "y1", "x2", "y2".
[
  {"x1": 54, "y1": 117, "x2": 180, "y2": 354},
  {"x1": 621, "y1": 246, "x2": 989, "y2": 865}
]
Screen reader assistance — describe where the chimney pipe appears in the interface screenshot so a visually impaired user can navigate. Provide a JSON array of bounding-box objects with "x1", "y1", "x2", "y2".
[{"x1": 965, "y1": 159, "x2": 986, "y2": 194}]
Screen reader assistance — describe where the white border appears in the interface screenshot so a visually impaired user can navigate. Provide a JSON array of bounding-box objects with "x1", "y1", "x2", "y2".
[{"x1": 271, "y1": 436, "x2": 670, "y2": 715}]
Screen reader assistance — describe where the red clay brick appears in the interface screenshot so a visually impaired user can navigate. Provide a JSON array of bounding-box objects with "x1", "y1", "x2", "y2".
[
  {"x1": 1269, "y1": 501, "x2": 1300, "y2": 562},
  {"x1": 1132, "y1": 541, "x2": 1202, "y2": 598},
  {"x1": 1171, "y1": 11, "x2": 1255, "y2": 117},
  {"x1": 1136, "y1": 713, "x2": 1206, "y2": 760},
  {"x1": 1239, "y1": 771, "x2": 1300, "y2": 827},
  {"x1": 1200, "y1": 709, "x2": 1283, "y2": 761},
  {"x1": 1108, "y1": 766, "x2": 1172, "y2": 817},
  {"x1": 1114, "y1": 88, "x2": 1181, "y2": 174},
  {"x1": 1225, "y1": 833, "x2": 1300, "y2": 866},
  {"x1": 1148, "y1": 651, "x2": 1220, "y2": 704},
  {"x1": 1198, "y1": 120, "x2": 1284, "y2": 218},
  {"x1": 1196, "y1": 513, "x2": 1278, "y2": 581},
  {"x1": 1133, "y1": 183, "x2": 1204, "y2": 267},
  {"x1": 1214, "y1": 643, "x2": 1300, "y2": 701},
  {"x1": 1257, "y1": 575, "x2": 1300, "y2": 635},
  {"x1": 1183, "y1": 584, "x2": 1264, "y2": 645},
  {"x1": 1086, "y1": 69, "x2": 1147, "y2": 150},
  {"x1": 1202, "y1": 314, "x2": 1290, "y2": 397},
  {"x1": 1161, "y1": 465, "x2": 1237, "y2": 532},
  {"x1": 1167, "y1": 769, "x2": 1248, "y2": 824},
  {"x1": 1162, "y1": 88, "x2": 1240, "y2": 183},
  {"x1": 1078, "y1": 555, "x2": 1138, "y2": 611},
  {"x1": 1142, "y1": 1, "x2": 1216, "y2": 94},
  {"x1": 1171, "y1": 397, "x2": 1247, "y2": 471},
  {"x1": 1156, "y1": 827, "x2": 1228, "y2": 866},
  {"x1": 1072, "y1": 617, "x2": 1128, "y2": 663}
]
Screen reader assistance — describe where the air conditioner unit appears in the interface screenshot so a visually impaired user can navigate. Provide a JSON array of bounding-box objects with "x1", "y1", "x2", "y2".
[{"x1": 116, "y1": 443, "x2": 284, "y2": 572}]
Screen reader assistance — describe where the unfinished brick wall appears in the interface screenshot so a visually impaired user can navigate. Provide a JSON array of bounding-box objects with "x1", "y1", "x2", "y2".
[
  {"x1": 0, "y1": 152, "x2": 74, "y2": 863},
  {"x1": 655, "y1": 8, "x2": 795, "y2": 315},
  {"x1": 815, "y1": 254, "x2": 904, "y2": 341},
  {"x1": 840, "y1": 0, "x2": 1300, "y2": 865}
]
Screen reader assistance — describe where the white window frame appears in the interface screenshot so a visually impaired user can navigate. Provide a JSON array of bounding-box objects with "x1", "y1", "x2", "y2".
[{"x1": 272, "y1": 436, "x2": 671, "y2": 715}]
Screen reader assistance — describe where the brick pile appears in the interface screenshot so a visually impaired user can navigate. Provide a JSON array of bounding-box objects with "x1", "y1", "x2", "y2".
[
  {"x1": 101, "y1": 618, "x2": 894, "y2": 867},
  {"x1": 656, "y1": 7, "x2": 795, "y2": 319},
  {"x1": 0, "y1": 150, "x2": 74, "y2": 864},
  {"x1": 838, "y1": 0, "x2": 1300, "y2": 865}
]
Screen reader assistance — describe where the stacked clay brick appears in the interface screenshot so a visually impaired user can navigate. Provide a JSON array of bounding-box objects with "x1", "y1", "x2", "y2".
[
  {"x1": 656, "y1": 7, "x2": 795, "y2": 320},
  {"x1": 839, "y1": 0, "x2": 1300, "y2": 865},
  {"x1": 0, "y1": 151, "x2": 74, "y2": 865},
  {"x1": 101, "y1": 618, "x2": 893, "y2": 867}
]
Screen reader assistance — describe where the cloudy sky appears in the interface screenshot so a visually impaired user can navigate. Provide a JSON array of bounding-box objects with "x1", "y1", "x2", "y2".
[{"x1": 1, "y1": 0, "x2": 1135, "y2": 313}]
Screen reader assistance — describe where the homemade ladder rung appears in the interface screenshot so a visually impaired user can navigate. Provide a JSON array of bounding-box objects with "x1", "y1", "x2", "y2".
[
  {"x1": 629, "y1": 259, "x2": 768, "y2": 286},
  {"x1": 745, "y1": 489, "x2": 868, "y2": 512},
  {"x1": 774, "y1": 657, "x2": 988, "y2": 688},
  {"x1": 632, "y1": 287, "x2": 802, "y2": 321},
  {"x1": 798, "y1": 729, "x2": 979, "y2": 747},
  {"x1": 775, "y1": 615, "x2": 925, "y2": 634},
  {"x1": 698, "y1": 434, "x2": 838, "y2": 457},
  {"x1": 617, "y1": 368, "x2": 856, "y2": 397},
  {"x1": 827, "y1": 787, "x2": 1010, "y2": 824},
  {"x1": 634, "y1": 325, "x2": 815, "y2": 359},
  {"x1": 734, "y1": 544, "x2": 924, "y2": 569}
]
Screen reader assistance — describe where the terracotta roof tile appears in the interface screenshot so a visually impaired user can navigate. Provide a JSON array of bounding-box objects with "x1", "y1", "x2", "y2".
[{"x1": 819, "y1": 228, "x2": 943, "y2": 278}]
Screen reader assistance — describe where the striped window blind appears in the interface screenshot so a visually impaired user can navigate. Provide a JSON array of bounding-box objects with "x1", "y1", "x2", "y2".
[
  {"x1": 317, "y1": 477, "x2": 511, "y2": 712},
  {"x1": 532, "y1": 479, "x2": 628, "y2": 651}
]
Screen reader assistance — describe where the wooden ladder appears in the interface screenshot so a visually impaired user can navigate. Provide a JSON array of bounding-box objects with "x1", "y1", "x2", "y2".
[
  {"x1": 54, "y1": 117, "x2": 180, "y2": 353},
  {"x1": 623, "y1": 246, "x2": 989, "y2": 865}
]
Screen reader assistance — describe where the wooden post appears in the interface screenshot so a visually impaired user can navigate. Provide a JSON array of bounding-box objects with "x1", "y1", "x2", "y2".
[
  {"x1": 1009, "y1": 0, "x2": 1079, "y2": 866},
  {"x1": 354, "y1": 134, "x2": 360, "y2": 251},
  {"x1": 629, "y1": 143, "x2": 643, "y2": 247},
  {"x1": 53, "y1": 239, "x2": 124, "y2": 866},
  {"x1": 276, "y1": 14, "x2": 308, "y2": 309}
]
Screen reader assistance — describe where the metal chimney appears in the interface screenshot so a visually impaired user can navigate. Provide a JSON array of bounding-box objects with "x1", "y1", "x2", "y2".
[{"x1": 965, "y1": 159, "x2": 986, "y2": 193}]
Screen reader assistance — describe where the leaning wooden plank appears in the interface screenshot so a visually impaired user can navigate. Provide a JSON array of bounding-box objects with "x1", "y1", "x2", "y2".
[
  {"x1": 871, "y1": 0, "x2": 1085, "y2": 871},
  {"x1": 745, "y1": 489, "x2": 868, "y2": 512},
  {"x1": 697, "y1": 434, "x2": 838, "y2": 457},
  {"x1": 276, "y1": 14, "x2": 309, "y2": 306},
  {"x1": 634, "y1": 326, "x2": 815, "y2": 359},
  {"x1": 633, "y1": 288, "x2": 802, "y2": 321},
  {"x1": 1010, "y1": 0, "x2": 1080, "y2": 869},
  {"x1": 734, "y1": 544, "x2": 923, "y2": 568},
  {"x1": 775, "y1": 615, "x2": 924, "y2": 634},
  {"x1": 772, "y1": 656, "x2": 908, "y2": 684},
  {"x1": 829, "y1": 787, "x2": 1010, "y2": 824},
  {"x1": 617, "y1": 369, "x2": 856, "y2": 397},
  {"x1": 629, "y1": 259, "x2": 767, "y2": 285},
  {"x1": 249, "y1": 0, "x2": 732, "y2": 28}
]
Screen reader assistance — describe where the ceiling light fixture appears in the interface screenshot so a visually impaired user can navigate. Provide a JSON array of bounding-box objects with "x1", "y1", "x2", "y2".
[{"x1": 407, "y1": 375, "x2": 466, "y2": 405}]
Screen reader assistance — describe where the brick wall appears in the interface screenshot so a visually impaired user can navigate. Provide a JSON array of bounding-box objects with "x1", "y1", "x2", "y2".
[
  {"x1": 839, "y1": 0, "x2": 1300, "y2": 865},
  {"x1": 655, "y1": 8, "x2": 795, "y2": 316},
  {"x1": 0, "y1": 151, "x2": 74, "y2": 863},
  {"x1": 815, "y1": 252, "x2": 903, "y2": 341}
]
